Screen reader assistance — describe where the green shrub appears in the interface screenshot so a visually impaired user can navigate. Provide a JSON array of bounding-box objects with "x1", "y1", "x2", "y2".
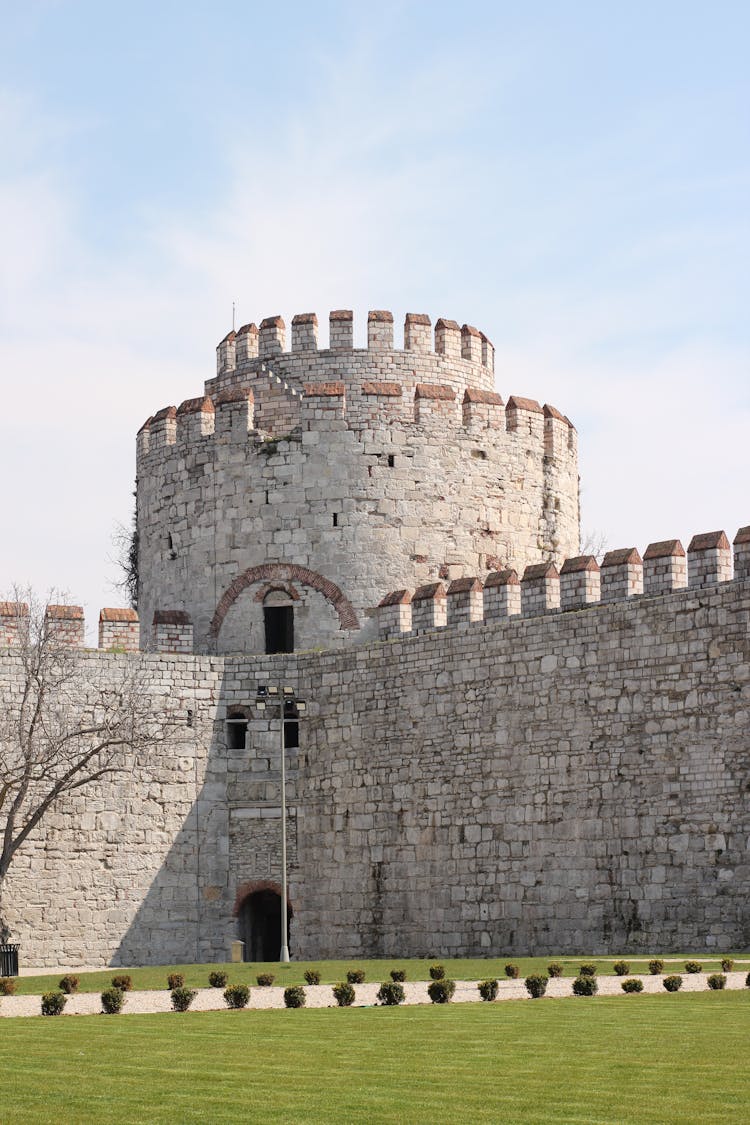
[
  {"x1": 58, "y1": 974, "x2": 79, "y2": 994},
  {"x1": 648, "y1": 959, "x2": 664, "y2": 975},
  {"x1": 0, "y1": 978, "x2": 17, "y2": 996},
  {"x1": 390, "y1": 969, "x2": 407, "y2": 982},
  {"x1": 171, "y1": 987, "x2": 197, "y2": 1012},
  {"x1": 427, "y1": 979, "x2": 456, "y2": 1004},
  {"x1": 167, "y1": 973, "x2": 185, "y2": 990},
  {"x1": 101, "y1": 987, "x2": 125, "y2": 1014},
  {"x1": 621, "y1": 979, "x2": 643, "y2": 994},
  {"x1": 332, "y1": 981, "x2": 355, "y2": 1007},
  {"x1": 478, "y1": 978, "x2": 499, "y2": 1002},
  {"x1": 283, "y1": 985, "x2": 306, "y2": 1009},
  {"x1": 429, "y1": 964, "x2": 445, "y2": 981},
  {"x1": 346, "y1": 969, "x2": 366, "y2": 984},
  {"x1": 111, "y1": 974, "x2": 132, "y2": 991},
  {"x1": 209, "y1": 971, "x2": 228, "y2": 988},
  {"x1": 524, "y1": 974, "x2": 548, "y2": 999},
  {"x1": 707, "y1": 973, "x2": 726, "y2": 990},
  {"x1": 720, "y1": 958, "x2": 734, "y2": 972},
  {"x1": 746, "y1": 971, "x2": 750, "y2": 989},
  {"x1": 684, "y1": 961, "x2": 702, "y2": 974},
  {"x1": 572, "y1": 975, "x2": 598, "y2": 996},
  {"x1": 256, "y1": 972, "x2": 275, "y2": 987},
  {"x1": 504, "y1": 963, "x2": 520, "y2": 979},
  {"x1": 376, "y1": 981, "x2": 405, "y2": 1006},
  {"x1": 612, "y1": 961, "x2": 630, "y2": 976},
  {"x1": 224, "y1": 984, "x2": 250, "y2": 1009},
  {"x1": 663, "y1": 975, "x2": 683, "y2": 992},
  {"x1": 41, "y1": 991, "x2": 67, "y2": 1016},
  {"x1": 303, "y1": 970, "x2": 321, "y2": 986},
  {"x1": 579, "y1": 963, "x2": 597, "y2": 977},
  {"x1": 547, "y1": 962, "x2": 563, "y2": 978}
]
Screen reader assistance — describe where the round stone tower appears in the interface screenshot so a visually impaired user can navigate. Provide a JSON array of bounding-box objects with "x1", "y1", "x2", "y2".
[{"x1": 135, "y1": 309, "x2": 580, "y2": 654}]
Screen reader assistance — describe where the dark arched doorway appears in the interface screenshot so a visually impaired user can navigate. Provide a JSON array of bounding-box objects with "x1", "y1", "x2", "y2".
[{"x1": 237, "y1": 886, "x2": 293, "y2": 962}]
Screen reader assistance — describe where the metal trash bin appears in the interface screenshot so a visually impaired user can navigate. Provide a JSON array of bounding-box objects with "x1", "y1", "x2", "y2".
[{"x1": 0, "y1": 944, "x2": 19, "y2": 977}]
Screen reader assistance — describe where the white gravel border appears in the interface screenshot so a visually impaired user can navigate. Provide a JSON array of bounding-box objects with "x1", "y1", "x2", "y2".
[{"x1": 1, "y1": 971, "x2": 747, "y2": 1019}]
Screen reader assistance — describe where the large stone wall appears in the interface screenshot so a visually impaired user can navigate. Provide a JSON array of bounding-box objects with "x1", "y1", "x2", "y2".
[{"x1": 2, "y1": 565, "x2": 748, "y2": 966}]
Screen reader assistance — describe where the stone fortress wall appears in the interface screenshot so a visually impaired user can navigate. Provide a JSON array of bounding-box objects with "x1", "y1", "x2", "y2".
[
  {"x1": 135, "y1": 310, "x2": 580, "y2": 655},
  {"x1": 1, "y1": 527, "x2": 749, "y2": 966}
]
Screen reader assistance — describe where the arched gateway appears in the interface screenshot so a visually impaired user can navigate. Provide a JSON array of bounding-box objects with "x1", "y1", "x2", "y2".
[{"x1": 234, "y1": 880, "x2": 293, "y2": 962}]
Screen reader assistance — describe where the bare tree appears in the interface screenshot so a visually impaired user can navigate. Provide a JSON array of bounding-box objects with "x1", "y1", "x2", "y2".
[{"x1": 0, "y1": 590, "x2": 172, "y2": 939}]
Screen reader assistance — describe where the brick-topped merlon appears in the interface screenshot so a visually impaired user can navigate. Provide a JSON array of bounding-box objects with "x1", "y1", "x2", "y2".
[
  {"x1": 480, "y1": 332, "x2": 494, "y2": 372},
  {"x1": 521, "y1": 562, "x2": 560, "y2": 616},
  {"x1": 461, "y1": 324, "x2": 482, "y2": 364},
  {"x1": 483, "y1": 569, "x2": 521, "y2": 620},
  {"x1": 560, "y1": 555, "x2": 600, "y2": 610},
  {"x1": 291, "y1": 313, "x2": 318, "y2": 352},
  {"x1": 45, "y1": 604, "x2": 85, "y2": 647},
  {"x1": 687, "y1": 530, "x2": 732, "y2": 588},
  {"x1": 543, "y1": 404, "x2": 570, "y2": 458},
  {"x1": 410, "y1": 582, "x2": 447, "y2": 632},
  {"x1": 149, "y1": 405, "x2": 177, "y2": 447},
  {"x1": 734, "y1": 526, "x2": 750, "y2": 580},
  {"x1": 404, "y1": 313, "x2": 432, "y2": 353},
  {"x1": 0, "y1": 601, "x2": 29, "y2": 647},
  {"x1": 259, "y1": 316, "x2": 285, "y2": 358},
  {"x1": 506, "y1": 396, "x2": 544, "y2": 439},
  {"x1": 643, "y1": 540, "x2": 687, "y2": 596},
  {"x1": 177, "y1": 395, "x2": 215, "y2": 439},
  {"x1": 446, "y1": 577, "x2": 483, "y2": 625},
  {"x1": 152, "y1": 610, "x2": 193, "y2": 654},
  {"x1": 377, "y1": 590, "x2": 412, "y2": 639},
  {"x1": 99, "y1": 608, "x2": 140, "y2": 652},
  {"x1": 600, "y1": 548, "x2": 643, "y2": 602},
  {"x1": 302, "y1": 382, "x2": 346, "y2": 426},
  {"x1": 235, "y1": 322, "x2": 259, "y2": 364},
  {"x1": 435, "y1": 318, "x2": 461, "y2": 359},
  {"x1": 462, "y1": 387, "x2": 504, "y2": 428},
  {"x1": 414, "y1": 382, "x2": 456, "y2": 424},
  {"x1": 215, "y1": 386, "x2": 254, "y2": 437},
  {"x1": 329, "y1": 309, "x2": 353, "y2": 350},
  {"x1": 368, "y1": 309, "x2": 394, "y2": 350},
  {"x1": 216, "y1": 330, "x2": 236, "y2": 374}
]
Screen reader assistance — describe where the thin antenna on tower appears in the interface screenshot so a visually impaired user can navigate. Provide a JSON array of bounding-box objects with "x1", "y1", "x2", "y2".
[{"x1": 232, "y1": 300, "x2": 236, "y2": 332}]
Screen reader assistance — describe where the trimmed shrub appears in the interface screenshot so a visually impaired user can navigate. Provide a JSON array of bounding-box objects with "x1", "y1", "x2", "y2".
[
  {"x1": 209, "y1": 971, "x2": 228, "y2": 989},
  {"x1": 579, "y1": 963, "x2": 597, "y2": 977},
  {"x1": 504, "y1": 963, "x2": 520, "y2": 979},
  {"x1": 59, "y1": 974, "x2": 80, "y2": 994},
  {"x1": 171, "y1": 986, "x2": 197, "y2": 1012},
  {"x1": 707, "y1": 973, "x2": 726, "y2": 990},
  {"x1": 111, "y1": 975, "x2": 132, "y2": 991},
  {"x1": 303, "y1": 970, "x2": 321, "y2": 986},
  {"x1": 572, "y1": 975, "x2": 598, "y2": 996},
  {"x1": 377, "y1": 981, "x2": 405, "y2": 1006},
  {"x1": 621, "y1": 979, "x2": 643, "y2": 994},
  {"x1": 429, "y1": 964, "x2": 445, "y2": 981},
  {"x1": 332, "y1": 981, "x2": 355, "y2": 1007},
  {"x1": 101, "y1": 987, "x2": 125, "y2": 1014},
  {"x1": 547, "y1": 962, "x2": 564, "y2": 978},
  {"x1": 283, "y1": 985, "x2": 306, "y2": 1009},
  {"x1": 167, "y1": 973, "x2": 185, "y2": 990},
  {"x1": 648, "y1": 959, "x2": 664, "y2": 975},
  {"x1": 663, "y1": 975, "x2": 683, "y2": 992},
  {"x1": 524, "y1": 974, "x2": 549, "y2": 999},
  {"x1": 684, "y1": 961, "x2": 702, "y2": 974},
  {"x1": 256, "y1": 973, "x2": 275, "y2": 987},
  {"x1": 390, "y1": 969, "x2": 407, "y2": 983},
  {"x1": 427, "y1": 978, "x2": 456, "y2": 1004},
  {"x1": 224, "y1": 984, "x2": 250, "y2": 1009},
  {"x1": 720, "y1": 958, "x2": 734, "y2": 973},
  {"x1": 746, "y1": 971, "x2": 750, "y2": 989},
  {"x1": 41, "y1": 991, "x2": 67, "y2": 1016},
  {"x1": 346, "y1": 969, "x2": 366, "y2": 984},
  {"x1": 612, "y1": 961, "x2": 630, "y2": 976},
  {"x1": 478, "y1": 978, "x2": 499, "y2": 1002},
  {"x1": 0, "y1": 978, "x2": 17, "y2": 996}
]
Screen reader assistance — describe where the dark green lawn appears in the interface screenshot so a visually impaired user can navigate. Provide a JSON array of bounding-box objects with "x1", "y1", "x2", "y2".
[{"x1": 2, "y1": 991, "x2": 749, "y2": 1123}]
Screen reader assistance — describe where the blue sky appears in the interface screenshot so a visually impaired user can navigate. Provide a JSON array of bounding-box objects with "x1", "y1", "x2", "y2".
[{"x1": 1, "y1": 1, "x2": 748, "y2": 630}]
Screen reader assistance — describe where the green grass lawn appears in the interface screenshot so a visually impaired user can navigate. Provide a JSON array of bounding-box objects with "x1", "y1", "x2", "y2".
[
  {"x1": 1, "y1": 991, "x2": 748, "y2": 1123},
  {"x1": 12, "y1": 953, "x2": 749, "y2": 995}
]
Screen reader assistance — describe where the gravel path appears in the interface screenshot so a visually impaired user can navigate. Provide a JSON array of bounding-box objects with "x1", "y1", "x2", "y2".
[{"x1": 1, "y1": 971, "x2": 747, "y2": 1019}]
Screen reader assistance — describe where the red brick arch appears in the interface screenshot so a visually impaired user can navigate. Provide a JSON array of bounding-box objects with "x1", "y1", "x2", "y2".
[
  {"x1": 209, "y1": 562, "x2": 359, "y2": 639},
  {"x1": 233, "y1": 879, "x2": 293, "y2": 917}
]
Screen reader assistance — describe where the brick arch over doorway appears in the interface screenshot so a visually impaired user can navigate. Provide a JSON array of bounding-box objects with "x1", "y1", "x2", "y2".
[
  {"x1": 233, "y1": 879, "x2": 293, "y2": 917},
  {"x1": 209, "y1": 563, "x2": 359, "y2": 641}
]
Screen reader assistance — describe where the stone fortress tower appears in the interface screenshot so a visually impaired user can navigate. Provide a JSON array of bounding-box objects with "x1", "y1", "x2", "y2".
[{"x1": 136, "y1": 309, "x2": 580, "y2": 654}]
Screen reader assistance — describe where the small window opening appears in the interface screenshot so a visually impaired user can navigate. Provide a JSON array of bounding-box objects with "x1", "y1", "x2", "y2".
[
  {"x1": 332, "y1": 512, "x2": 338, "y2": 527},
  {"x1": 264, "y1": 605, "x2": 294, "y2": 653},
  {"x1": 226, "y1": 710, "x2": 248, "y2": 749},
  {"x1": 387, "y1": 454, "x2": 395, "y2": 468},
  {"x1": 265, "y1": 490, "x2": 269, "y2": 504},
  {"x1": 283, "y1": 701, "x2": 299, "y2": 749}
]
